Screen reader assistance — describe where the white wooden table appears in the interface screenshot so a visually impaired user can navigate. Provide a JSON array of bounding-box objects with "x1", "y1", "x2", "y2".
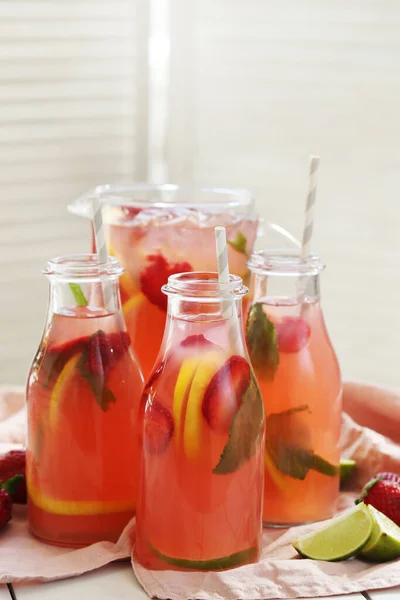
[{"x1": 0, "y1": 564, "x2": 398, "y2": 600}]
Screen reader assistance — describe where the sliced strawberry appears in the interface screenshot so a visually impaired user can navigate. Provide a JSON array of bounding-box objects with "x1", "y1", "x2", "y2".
[
  {"x1": 180, "y1": 334, "x2": 216, "y2": 349},
  {"x1": 122, "y1": 206, "x2": 141, "y2": 220},
  {"x1": 202, "y1": 356, "x2": 251, "y2": 433},
  {"x1": 143, "y1": 399, "x2": 174, "y2": 454},
  {"x1": 139, "y1": 253, "x2": 193, "y2": 311},
  {"x1": 85, "y1": 330, "x2": 131, "y2": 377},
  {"x1": 38, "y1": 335, "x2": 90, "y2": 385},
  {"x1": 276, "y1": 317, "x2": 311, "y2": 353}
]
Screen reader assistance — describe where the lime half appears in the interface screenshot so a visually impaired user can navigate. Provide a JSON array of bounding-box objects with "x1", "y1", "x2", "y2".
[
  {"x1": 293, "y1": 503, "x2": 372, "y2": 561},
  {"x1": 359, "y1": 505, "x2": 400, "y2": 562},
  {"x1": 340, "y1": 458, "x2": 357, "y2": 486}
]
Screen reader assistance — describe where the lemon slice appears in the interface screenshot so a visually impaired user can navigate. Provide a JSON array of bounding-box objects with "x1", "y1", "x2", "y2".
[
  {"x1": 49, "y1": 354, "x2": 81, "y2": 428},
  {"x1": 293, "y1": 503, "x2": 373, "y2": 561},
  {"x1": 173, "y1": 356, "x2": 202, "y2": 446},
  {"x1": 183, "y1": 351, "x2": 226, "y2": 460}
]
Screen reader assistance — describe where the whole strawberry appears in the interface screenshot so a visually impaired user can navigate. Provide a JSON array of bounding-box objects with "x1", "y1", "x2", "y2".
[
  {"x1": 356, "y1": 476, "x2": 400, "y2": 526},
  {"x1": 0, "y1": 450, "x2": 26, "y2": 504},
  {"x1": 375, "y1": 472, "x2": 400, "y2": 484},
  {"x1": 0, "y1": 475, "x2": 23, "y2": 530}
]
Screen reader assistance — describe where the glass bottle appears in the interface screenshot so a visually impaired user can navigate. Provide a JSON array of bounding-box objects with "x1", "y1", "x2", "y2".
[
  {"x1": 26, "y1": 254, "x2": 144, "y2": 547},
  {"x1": 246, "y1": 250, "x2": 342, "y2": 526},
  {"x1": 135, "y1": 272, "x2": 264, "y2": 570}
]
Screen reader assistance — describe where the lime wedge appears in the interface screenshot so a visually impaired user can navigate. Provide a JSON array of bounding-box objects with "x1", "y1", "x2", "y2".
[
  {"x1": 359, "y1": 505, "x2": 400, "y2": 562},
  {"x1": 293, "y1": 503, "x2": 372, "y2": 561},
  {"x1": 340, "y1": 458, "x2": 357, "y2": 486}
]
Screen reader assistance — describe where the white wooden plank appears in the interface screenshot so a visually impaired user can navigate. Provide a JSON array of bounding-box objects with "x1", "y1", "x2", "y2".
[
  {"x1": 13, "y1": 562, "x2": 148, "y2": 600},
  {"x1": 0, "y1": 586, "x2": 11, "y2": 599},
  {"x1": 368, "y1": 587, "x2": 400, "y2": 599}
]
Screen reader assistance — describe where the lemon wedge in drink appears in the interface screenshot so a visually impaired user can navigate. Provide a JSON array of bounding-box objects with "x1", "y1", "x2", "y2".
[
  {"x1": 293, "y1": 503, "x2": 373, "y2": 561},
  {"x1": 49, "y1": 354, "x2": 81, "y2": 428},
  {"x1": 359, "y1": 505, "x2": 400, "y2": 562}
]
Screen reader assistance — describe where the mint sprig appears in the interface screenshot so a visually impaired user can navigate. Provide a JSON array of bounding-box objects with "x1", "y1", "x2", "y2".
[
  {"x1": 213, "y1": 378, "x2": 264, "y2": 475},
  {"x1": 246, "y1": 302, "x2": 279, "y2": 381},
  {"x1": 227, "y1": 231, "x2": 248, "y2": 256},
  {"x1": 76, "y1": 330, "x2": 116, "y2": 412},
  {"x1": 265, "y1": 405, "x2": 339, "y2": 479},
  {"x1": 69, "y1": 283, "x2": 88, "y2": 307}
]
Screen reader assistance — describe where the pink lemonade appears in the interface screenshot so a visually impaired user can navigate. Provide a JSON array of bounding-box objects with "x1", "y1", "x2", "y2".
[
  {"x1": 246, "y1": 253, "x2": 342, "y2": 526},
  {"x1": 135, "y1": 273, "x2": 264, "y2": 570},
  {"x1": 69, "y1": 185, "x2": 259, "y2": 379},
  {"x1": 26, "y1": 256, "x2": 144, "y2": 547}
]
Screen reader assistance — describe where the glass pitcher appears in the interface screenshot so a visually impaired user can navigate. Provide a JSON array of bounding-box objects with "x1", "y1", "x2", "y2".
[
  {"x1": 135, "y1": 272, "x2": 264, "y2": 570},
  {"x1": 26, "y1": 254, "x2": 144, "y2": 547},
  {"x1": 68, "y1": 185, "x2": 259, "y2": 379},
  {"x1": 245, "y1": 250, "x2": 342, "y2": 526}
]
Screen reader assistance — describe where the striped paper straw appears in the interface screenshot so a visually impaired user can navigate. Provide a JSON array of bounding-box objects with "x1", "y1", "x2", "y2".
[
  {"x1": 91, "y1": 197, "x2": 108, "y2": 264},
  {"x1": 91, "y1": 197, "x2": 111, "y2": 306},
  {"x1": 301, "y1": 155, "x2": 320, "y2": 259},
  {"x1": 215, "y1": 226, "x2": 238, "y2": 344}
]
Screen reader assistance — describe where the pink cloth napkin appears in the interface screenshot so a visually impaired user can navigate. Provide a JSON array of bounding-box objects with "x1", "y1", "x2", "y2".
[{"x1": 1, "y1": 383, "x2": 400, "y2": 599}]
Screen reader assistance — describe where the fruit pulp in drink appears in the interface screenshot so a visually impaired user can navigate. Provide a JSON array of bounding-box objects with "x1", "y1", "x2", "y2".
[
  {"x1": 246, "y1": 300, "x2": 341, "y2": 525},
  {"x1": 97, "y1": 207, "x2": 258, "y2": 378},
  {"x1": 26, "y1": 307, "x2": 143, "y2": 546},
  {"x1": 135, "y1": 327, "x2": 264, "y2": 570}
]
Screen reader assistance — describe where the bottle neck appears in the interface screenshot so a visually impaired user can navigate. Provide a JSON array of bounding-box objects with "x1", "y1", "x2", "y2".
[
  {"x1": 47, "y1": 277, "x2": 122, "y2": 317},
  {"x1": 249, "y1": 271, "x2": 321, "y2": 306}
]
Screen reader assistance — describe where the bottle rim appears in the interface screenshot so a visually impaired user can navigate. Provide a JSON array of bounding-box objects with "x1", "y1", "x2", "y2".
[
  {"x1": 247, "y1": 249, "x2": 325, "y2": 276},
  {"x1": 43, "y1": 254, "x2": 124, "y2": 279},
  {"x1": 163, "y1": 271, "x2": 248, "y2": 300}
]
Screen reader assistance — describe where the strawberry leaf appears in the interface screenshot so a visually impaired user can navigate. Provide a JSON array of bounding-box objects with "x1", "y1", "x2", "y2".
[
  {"x1": 213, "y1": 377, "x2": 264, "y2": 475},
  {"x1": 246, "y1": 303, "x2": 279, "y2": 381},
  {"x1": 227, "y1": 231, "x2": 248, "y2": 256},
  {"x1": 265, "y1": 405, "x2": 339, "y2": 479},
  {"x1": 1, "y1": 474, "x2": 23, "y2": 497}
]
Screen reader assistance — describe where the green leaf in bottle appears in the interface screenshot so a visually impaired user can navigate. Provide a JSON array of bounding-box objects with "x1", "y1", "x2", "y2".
[
  {"x1": 265, "y1": 405, "x2": 339, "y2": 480},
  {"x1": 69, "y1": 283, "x2": 88, "y2": 307},
  {"x1": 245, "y1": 302, "x2": 279, "y2": 381},
  {"x1": 227, "y1": 231, "x2": 248, "y2": 256},
  {"x1": 213, "y1": 378, "x2": 264, "y2": 475}
]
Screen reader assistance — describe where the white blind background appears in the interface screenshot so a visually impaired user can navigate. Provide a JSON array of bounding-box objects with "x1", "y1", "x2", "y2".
[
  {"x1": 167, "y1": 0, "x2": 400, "y2": 388},
  {"x1": 0, "y1": 0, "x2": 148, "y2": 384}
]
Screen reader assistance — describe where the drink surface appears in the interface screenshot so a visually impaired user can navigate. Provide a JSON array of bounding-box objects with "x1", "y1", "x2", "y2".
[
  {"x1": 135, "y1": 317, "x2": 264, "y2": 571},
  {"x1": 99, "y1": 207, "x2": 258, "y2": 378},
  {"x1": 26, "y1": 307, "x2": 143, "y2": 546},
  {"x1": 246, "y1": 299, "x2": 342, "y2": 525}
]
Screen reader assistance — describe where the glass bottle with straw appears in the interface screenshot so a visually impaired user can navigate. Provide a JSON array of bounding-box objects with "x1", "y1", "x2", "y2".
[
  {"x1": 26, "y1": 198, "x2": 144, "y2": 547},
  {"x1": 135, "y1": 226, "x2": 264, "y2": 571},
  {"x1": 245, "y1": 155, "x2": 342, "y2": 527}
]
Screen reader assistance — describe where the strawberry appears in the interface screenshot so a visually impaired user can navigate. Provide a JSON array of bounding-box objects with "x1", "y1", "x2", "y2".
[
  {"x1": 143, "y1": 399, "x2": 174, "y2": 454},
  {"x1": 202, "y1": 356, "x2": 251, "y2": 433},
  {"x1": 38, "y1": 335, "x2": 89, "y2": 385},
  {"x1": 0, "y1": 475, "x2": 23, "y2": 529},
  {"x1": 276, "y1": 317, "x2": 311, "y2": 353},
  {"x1": 180, "y1": 335, "x2": 216, "y2": 349},
  {"x1": 0, "y1": 450, "x2": 26, "y2": 504},
  {"x1": 85, "y1": 331, "x2": 131, "y2": 377},
  {"x1": 356, "y1": 476, "x2": 400, "y2": 526},
  {"x1": 140, "y1": 253, "x2": 193, "y2": 311},
  {"x1": 375, "y1": 472, "x2": 400, "y2": 484}
]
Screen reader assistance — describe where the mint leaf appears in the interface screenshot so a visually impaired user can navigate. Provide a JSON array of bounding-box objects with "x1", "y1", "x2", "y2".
[
  {"x1": 246, "y1": 303, "x2": 279, "y2": 381},
  {"x1": 69, "y1": 283, "x2": 88, "y2": 307},
  {"x1": 149, "y1": 542, "x2": 257, "y2": 570},
  {"x1": 265, "y1": 405, "x2": 339, "y2": 479},
  {"x1": 227, "y1": 231, "x2": 248, "y2": 256},
  {"x1": 76, "y1": 330, "x2": 117, "y2": 412},
  {"x1": 213, "y1": 378, "x2": 264, "y2": 475}
]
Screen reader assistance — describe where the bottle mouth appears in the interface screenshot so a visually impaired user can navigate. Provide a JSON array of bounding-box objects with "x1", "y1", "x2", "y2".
[
  {"x1": 248, "y1": 249, "x2": 325, "y2": 276},
  {"x1": 163, "y1": 271, "x2": 248, "y2": 300},
  {"x1": 43, "y1": 254, "x2": 124, "y2": 279},
  {"x1": 68, "y1": 183, "x2": 255, "y2": 217}
]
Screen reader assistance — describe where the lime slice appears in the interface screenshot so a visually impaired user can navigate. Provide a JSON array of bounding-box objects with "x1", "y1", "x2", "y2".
[
  {"x1": 340, "y1": 458, "x2": 357, "y2": 486},
  {"x1": 149, "y1": 542, "x2": 257, "y2": 570},
  {"x1": 359, "y1": 505, "x2": 400, "y2": 562},
  {"x1": 293, "y1": 503, "x2": 372, "y2": 561}
]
